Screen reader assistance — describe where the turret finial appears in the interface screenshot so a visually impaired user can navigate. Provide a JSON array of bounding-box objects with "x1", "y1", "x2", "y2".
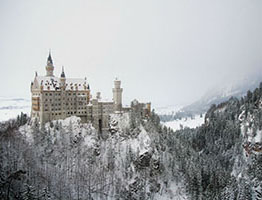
[
  {"x1": 61, "y1": 66, "x2": 65, "y2": 78},
  {"x1": 47, "y1": 50, "x2": 53, "y2": 65}
]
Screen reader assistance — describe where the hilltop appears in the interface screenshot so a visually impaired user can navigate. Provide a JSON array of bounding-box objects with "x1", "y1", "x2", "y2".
[{"x1": 1, "y1": 83, "x2": 262, "y2": 199}]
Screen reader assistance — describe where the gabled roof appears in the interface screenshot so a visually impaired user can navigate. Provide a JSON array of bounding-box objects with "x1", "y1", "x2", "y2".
[{"x1": 33, "y1": 76, "x2": 89, "y2": 91}]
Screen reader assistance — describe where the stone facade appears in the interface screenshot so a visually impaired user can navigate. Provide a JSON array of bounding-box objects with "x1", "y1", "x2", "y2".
[{"x1": 31, "y1": 53, "x2": 151, "y2": 131}]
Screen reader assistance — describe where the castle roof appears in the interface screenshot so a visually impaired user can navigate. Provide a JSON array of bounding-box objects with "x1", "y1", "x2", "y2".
[
  {"x1": 61, "y1": 66, "x2": 65, "y2": 78},
  {"x1": 34, "y1": 76, "x2": 89, "y2": 91},
  {"x1": 47, "y1": 52, "x2": 53, "y2": 65}
]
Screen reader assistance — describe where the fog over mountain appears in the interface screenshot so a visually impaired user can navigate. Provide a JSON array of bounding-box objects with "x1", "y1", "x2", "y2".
[{"x1": 0, "y1": 0, "x2": 261, "y2": 107}]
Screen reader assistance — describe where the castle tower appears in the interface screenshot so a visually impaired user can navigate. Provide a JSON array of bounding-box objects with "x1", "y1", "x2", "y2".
[
  {"x1": 46, "y1": 51, "x2": 54, "y2": 76},
  {"x1": 60, "y1": 66, "x2": 66, "y2": 119},
  {"x1": 60, "y1": 66, "x2": 66, "y2": 87},
  {"x1": 112, "y1": 78, "x2": 123, "y2": 112}
]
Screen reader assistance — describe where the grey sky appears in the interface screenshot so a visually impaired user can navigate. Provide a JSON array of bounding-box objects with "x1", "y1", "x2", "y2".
[{"x1": 0, "y1": 0, "x2": 261, "y2": 107}]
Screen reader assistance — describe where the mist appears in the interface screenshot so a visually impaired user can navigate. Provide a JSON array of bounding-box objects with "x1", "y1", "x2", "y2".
[{"x1": 0, "y1": 0, "x2": 261, "y2": 107}]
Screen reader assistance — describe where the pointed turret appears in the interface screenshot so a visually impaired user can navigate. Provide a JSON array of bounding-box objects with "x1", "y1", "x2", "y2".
[
  {"x1": 47, "y1": 51, "x2": 53, "y2": 65},
  {"x1": 46, "y1": 51, "x2": 54, "y2": 77},
  {"x1": 61, "y1": 66, "x2": 65, "y2": 78},
  {"x1": 60, "y1": 66, "x2": 66, "y2": 88}
]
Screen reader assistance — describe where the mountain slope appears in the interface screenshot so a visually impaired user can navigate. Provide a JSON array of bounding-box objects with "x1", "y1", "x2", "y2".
[
  {"x1": 0, "y1": 110, "x2": 188, "y2": 200},
  {"x1": 1, "y1": 82, "x2": 262, "y2": 199},
  {"x1": 159, "y1": 76, "x2": 262, "y2": 122},
  {"x1": 0, "y1": 97, "x2": 30, "y2": 122}
]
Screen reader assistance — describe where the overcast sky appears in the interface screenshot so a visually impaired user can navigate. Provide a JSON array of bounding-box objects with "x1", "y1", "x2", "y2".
[{"x1": 0, "y1": 0, "x2": 261, "y2": 107}]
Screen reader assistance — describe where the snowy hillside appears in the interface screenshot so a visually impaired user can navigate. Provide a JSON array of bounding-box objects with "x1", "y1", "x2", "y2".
[
  {"x1": 179, "y1": 77, "x2": 262, "y2": 118},
  {"x1": 1, "y1": 110, "x2": 189, "y2": 200},
  {"x1": 0, "y1": 97, "x2": 30, "y2": 122},
  {"x1": 2, "y1": 83, "x2": 262, "y2": 199},
  {"x1": 163, "y1": 114, "x2": 205, "y2": 131},
  {"x1": 158, "y1": 76, "x2": 262, "y2": 122}
]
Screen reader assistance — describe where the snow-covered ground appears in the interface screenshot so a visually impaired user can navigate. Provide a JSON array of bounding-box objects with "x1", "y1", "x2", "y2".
[
  {"x1": 19, "y1": 114, "x2": 188, "y2": 199},
  {"x1": 163, "y1": 114, "x2": 205, "y2": 131},
  {"x1": 0, "y1": 97, "x2": 30, "y2": 122}
]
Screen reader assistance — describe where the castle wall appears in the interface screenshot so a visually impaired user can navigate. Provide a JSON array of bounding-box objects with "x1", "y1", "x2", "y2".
[
  {"x1": 31, "y1": 87, "x2": 90, "y2": 124},
  {"x1": 31, "y1": 54, "x2": 150, "y2": 132}
]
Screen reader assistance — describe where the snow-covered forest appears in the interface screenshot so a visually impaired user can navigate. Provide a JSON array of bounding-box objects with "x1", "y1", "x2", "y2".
[{"x1": 1, "y1": 83, "x2": 262, "y2": 199}]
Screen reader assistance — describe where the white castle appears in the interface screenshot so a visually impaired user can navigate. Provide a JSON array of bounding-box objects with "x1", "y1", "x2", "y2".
[{"x1": 31, "y1": 52, "x2": 151, "y2": 132}]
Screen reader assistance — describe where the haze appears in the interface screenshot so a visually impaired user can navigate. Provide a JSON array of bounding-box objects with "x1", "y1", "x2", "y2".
[{"x1": 0, "y1": 0, "x2": 261, "y2": 107}]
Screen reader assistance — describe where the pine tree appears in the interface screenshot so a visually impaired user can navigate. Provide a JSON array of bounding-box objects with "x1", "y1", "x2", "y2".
[{"x1": 21, "y1": 184, "x2": 38, "y2": 200}]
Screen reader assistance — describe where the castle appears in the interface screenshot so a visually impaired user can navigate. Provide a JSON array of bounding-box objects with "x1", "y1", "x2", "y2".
[{"x1": 31, "y1": 52, "x2": 151, "y2": 131}]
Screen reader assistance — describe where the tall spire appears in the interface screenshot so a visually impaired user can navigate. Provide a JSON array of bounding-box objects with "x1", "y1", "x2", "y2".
[
  {"x1": 61, "y1": 66, "x2": 65, "y2": 78},
  {"x1": 47, "y1": 50, "x2": 53, "y2": 65},
  {"x1": 46, "y1": 50, "x2": 54, "y2": 76}
]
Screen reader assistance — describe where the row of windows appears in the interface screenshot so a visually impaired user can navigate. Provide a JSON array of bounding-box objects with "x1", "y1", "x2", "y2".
[
  {"x1": 45, "y1": 92, "x2": 87, "y2": 96},
  {"x1": 44, "y1": 102, "x2": 87, "y2": 106},
  {"x1": 66, "y1": 98, "x2": 87, "y2": 101},
  {"x1": 45, "y1": 99, "x2": 61, "y2": 102},
  {"x1": 68, "y1": 93, "x2": 86, "y2": 96},
  {"x1": 45, "y1": 106, "x2": 87, "y2": 111},
  {"x1": 44, "y1": 98, "x2": 87, "y2": 102},
  {"x1": 51, "y1": 111, "x2": 87, "y2": 115}
]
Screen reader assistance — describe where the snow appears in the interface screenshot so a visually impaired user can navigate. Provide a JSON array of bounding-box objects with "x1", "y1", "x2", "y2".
[
  {"x1": 0, "y1": 97, "x2": 30, "y2": 122},
  {"x1": 18, "y1": 110, "x2": 189, "y2": 199},
  {"x1": 128, "y1": 125, "x2": 151, "y2": 155},
  {"x1": 109, "y1": 113, "x2": 151, "y2": 155},
  {"x1": 163, "y1": 114, "x2": 205, "y2": 131},
  {"x1": 110, "y1": 113, "x2": 130, "y2": 130},
  {"x1": 254, "y1": 129, "x2": 262, "y2": 143},
  {"x1": 20, "y1": 116, "x2": 97, "y2": 148},
  {"x1": 35, "y1": 76, "x2": 88, "y2": 91},
  {"x1": 19, "y1": 122, "x2": 34, "y2": 143},
  {"x1": 155, "y1": 182, "x2": 188, "y2": 200}
]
